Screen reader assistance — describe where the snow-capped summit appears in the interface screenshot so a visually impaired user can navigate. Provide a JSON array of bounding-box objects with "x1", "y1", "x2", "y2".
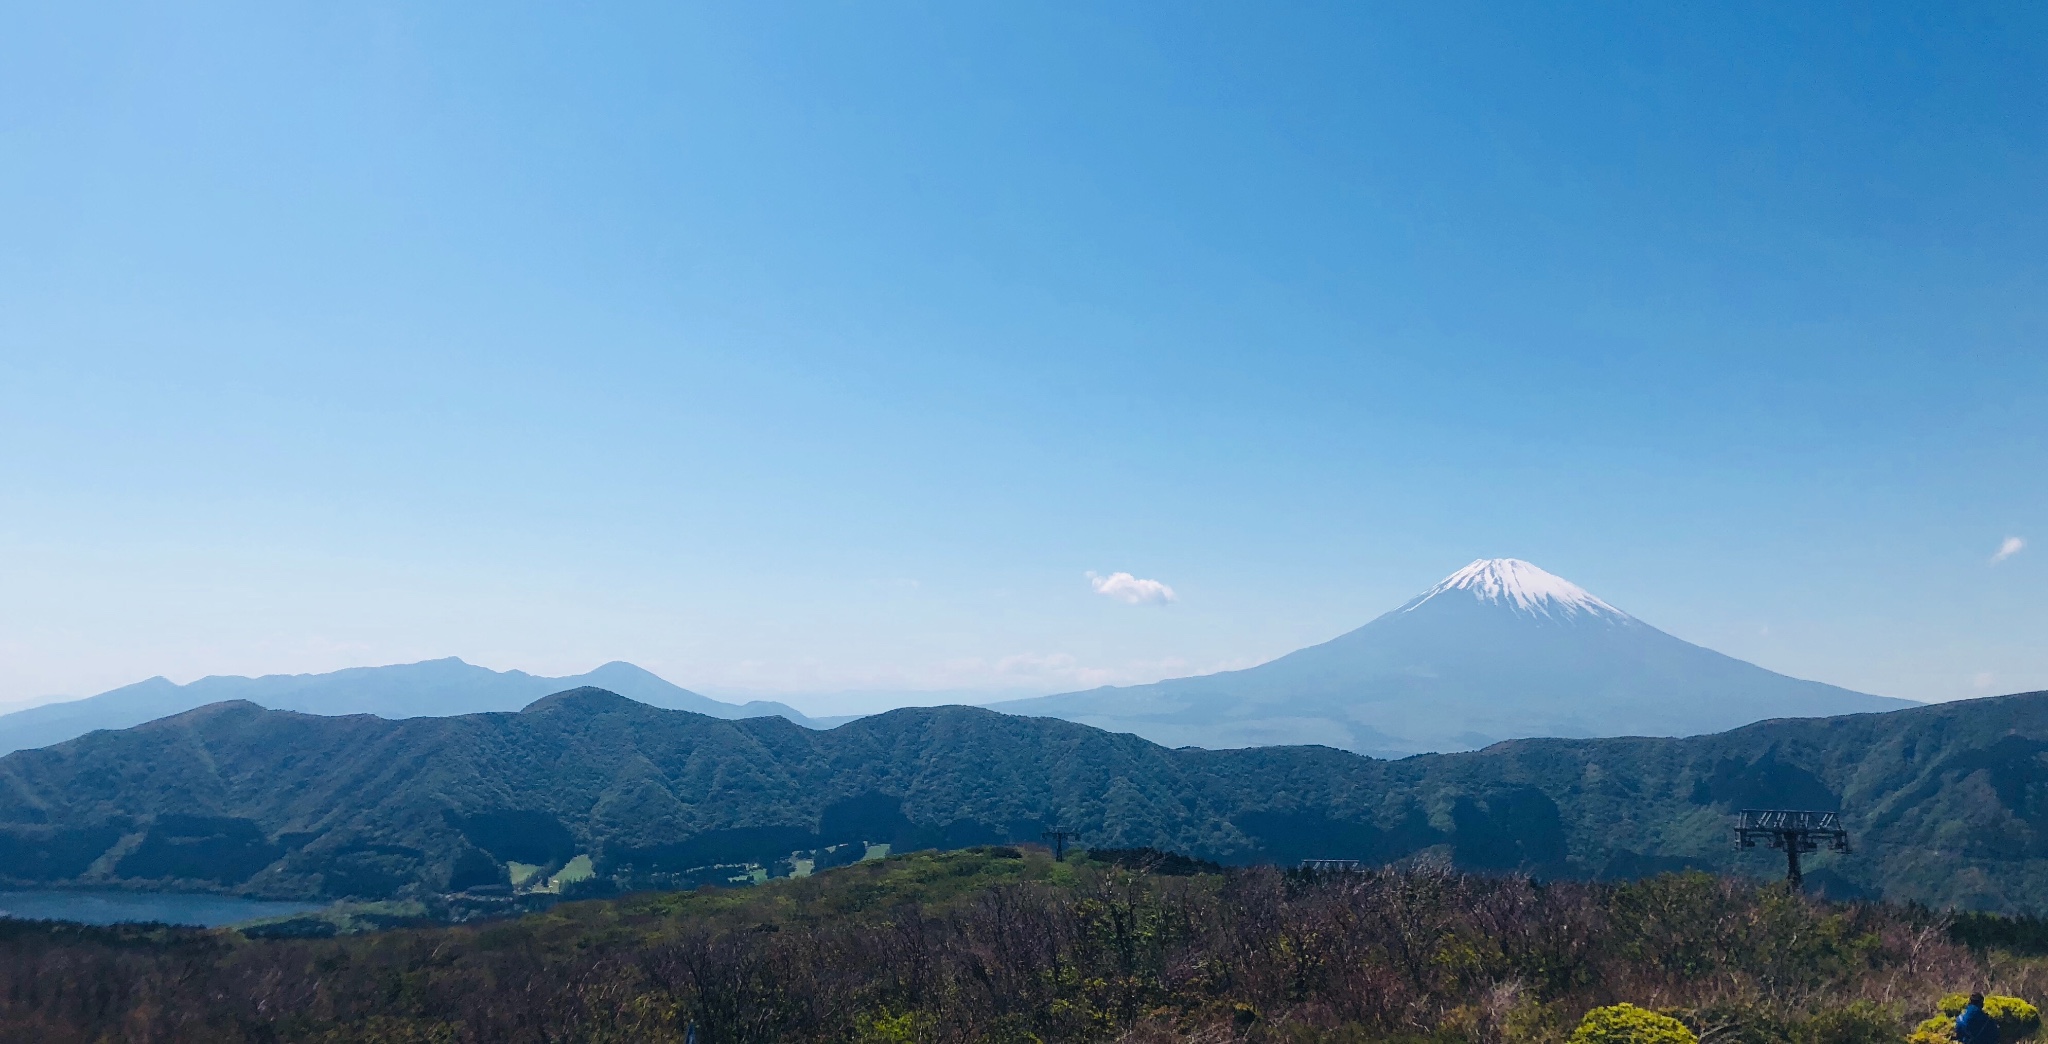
[
  {"x1": 995, "y1": 555, "x2": 1915, "y2": 757},
  {"x1": 1404, "y1": 558, "x2": 1628, "y2": 621}
]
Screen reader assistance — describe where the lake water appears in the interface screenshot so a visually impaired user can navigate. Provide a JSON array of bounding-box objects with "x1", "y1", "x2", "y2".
[{"x1": 0, "y1": 890, "x2": 324, "y2": 927}]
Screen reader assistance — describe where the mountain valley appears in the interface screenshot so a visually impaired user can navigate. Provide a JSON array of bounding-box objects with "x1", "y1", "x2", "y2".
[{"x1": 3, "y1": 683, "x2": 2047, "y2": 911}]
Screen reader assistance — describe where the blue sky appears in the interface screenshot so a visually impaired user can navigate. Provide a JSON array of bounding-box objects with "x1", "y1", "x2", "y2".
[{"x1": 2, "y1": 3, "x2": 2043, "y2": 712}]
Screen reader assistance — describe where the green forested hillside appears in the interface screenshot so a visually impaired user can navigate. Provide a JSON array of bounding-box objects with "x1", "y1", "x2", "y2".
[{"x1": 4, "y1": 686, "x2": 2048, "y2": 910}]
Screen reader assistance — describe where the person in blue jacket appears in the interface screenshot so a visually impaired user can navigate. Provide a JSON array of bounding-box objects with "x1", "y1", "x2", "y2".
[{"x1": 1958, "y1": 993, "x2": 2000, "y2": 1044}]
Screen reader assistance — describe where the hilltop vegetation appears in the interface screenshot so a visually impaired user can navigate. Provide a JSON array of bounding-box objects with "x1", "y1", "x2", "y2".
[
  {"x1": 0, "y1": 848, "x2": 2044, "y2": 1043},
  {"x1": 8, "y1": 686, "x2": 2048, "y2": 909}
]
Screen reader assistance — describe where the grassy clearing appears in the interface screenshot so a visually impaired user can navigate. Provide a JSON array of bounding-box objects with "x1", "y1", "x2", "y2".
[{"x1": 544, "y1": 854, "x2": 593, "y2": 893}]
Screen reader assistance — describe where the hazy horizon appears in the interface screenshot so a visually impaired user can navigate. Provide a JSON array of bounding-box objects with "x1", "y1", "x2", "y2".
[{"x1": 2, "y1": 548, "x2": 1981, "y2": 721}]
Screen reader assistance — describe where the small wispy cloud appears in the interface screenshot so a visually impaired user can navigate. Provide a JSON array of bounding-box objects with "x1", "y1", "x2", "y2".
[
  {"x1": 1992, "y1": 536, "x2": 2026, "y2": 564},
  {"x1": 1087, "y1": 571, "x2": 1176, "y2": 606}
]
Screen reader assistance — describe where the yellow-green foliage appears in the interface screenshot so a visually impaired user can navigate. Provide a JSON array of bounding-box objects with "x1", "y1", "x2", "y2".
[
  {"x1": 1569, "y1": 1004, "x2": 1700, "y2": 1044},
  {"x1": 855, "y1": 1010, "x2": 934, "y2": 1044},
  {"x1": 1937, "y1": 995, "x2": 2042, "y2": 1040},
  {"x1": 1913, "y1": 1015, "x2": 1959, "y2": 1044}
]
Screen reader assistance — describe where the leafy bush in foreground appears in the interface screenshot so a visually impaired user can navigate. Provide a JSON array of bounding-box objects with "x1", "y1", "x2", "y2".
[
  {"x1": 1569, "y1": 1004, "x2": 1697, "y2": 1044},
  {"x1": 1938, "y1": 993, "x2": 2044, "y2": 1039}
]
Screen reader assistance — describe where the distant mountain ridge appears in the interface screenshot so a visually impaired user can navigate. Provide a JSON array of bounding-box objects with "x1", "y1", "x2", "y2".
[
  {"x1": 0, "y1": 658, "x2": 816, "y2": 754},
  {"x1": 3, "y1": 685, "x2": 2048, "y2": 910},
  {"x1": 994, "y1": 558, "x2": 1915, "y2": 755}
]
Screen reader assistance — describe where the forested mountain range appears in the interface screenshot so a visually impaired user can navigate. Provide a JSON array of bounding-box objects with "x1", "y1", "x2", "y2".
[
  {"x1": 994, "y1": 559, "x2": 1913, "y2": 755},
  {"x1": 0, "y1": 658, "x2": 818, "y2": 754},
  {"x1": 3, "y1": 685, "x2": 2047, "y2": 910}
]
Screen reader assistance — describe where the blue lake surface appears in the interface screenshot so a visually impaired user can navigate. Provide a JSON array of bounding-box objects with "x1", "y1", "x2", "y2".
[{"x1": 0, "y1": 890, "x2": 323, "y2": 927}]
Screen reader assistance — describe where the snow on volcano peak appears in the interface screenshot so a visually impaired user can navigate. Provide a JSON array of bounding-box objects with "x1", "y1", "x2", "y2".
[{"x1": 1404, "y1": 558, "x2": 1629, "y2": 620}]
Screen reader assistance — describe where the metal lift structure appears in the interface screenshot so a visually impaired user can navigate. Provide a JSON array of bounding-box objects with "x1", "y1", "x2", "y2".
[{"x1": 1734, "y1": 809, "x2": 1848, "y2": 890}]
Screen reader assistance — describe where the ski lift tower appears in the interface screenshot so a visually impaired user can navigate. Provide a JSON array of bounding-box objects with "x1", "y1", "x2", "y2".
[
  {"x1": 1041, "y1": 829, "x2": 1076, "y2": 862},
  {"x1": 1734, "y1": 809, "x2": 1848, "y2": 890},
  {"x1": 1300, "y1": 859, "x2": 1365, "y2": 872}
]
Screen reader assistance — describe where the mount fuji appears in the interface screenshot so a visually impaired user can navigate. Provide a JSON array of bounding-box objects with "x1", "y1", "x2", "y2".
[{"x1": 991, "y1": 558, "x2": 1916, "y2": 756}]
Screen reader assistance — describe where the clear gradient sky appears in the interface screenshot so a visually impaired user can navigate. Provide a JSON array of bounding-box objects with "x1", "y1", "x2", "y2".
[{"x1": 3, "y1": 3, "x2": 2044, "y2": 714}]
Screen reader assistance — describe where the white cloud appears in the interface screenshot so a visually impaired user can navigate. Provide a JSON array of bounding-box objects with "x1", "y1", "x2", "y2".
[
  {"x1": 1992, "y1": 536, "x2": 2026, "y2": 564},
  {"x1": 1087, "y1": 571, "x2": 1176, "y2": 606}
]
